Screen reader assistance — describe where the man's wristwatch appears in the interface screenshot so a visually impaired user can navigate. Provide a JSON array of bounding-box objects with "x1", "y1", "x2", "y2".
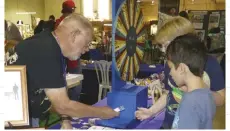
[{"x1": 61, "y1": 116, "x2": 72, "y2": 121}]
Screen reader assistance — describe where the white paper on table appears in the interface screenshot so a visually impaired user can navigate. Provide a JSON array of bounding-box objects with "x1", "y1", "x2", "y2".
[
  {"x1": 66, "y1": 74, "x2": 84, "y2": 81},
  {"x1": 88, "y1": 126, "x2": 115, "y2": 130},
  {"x1": 149, "y1": 65, "x2": 156, "y2": 68},
  {"x1": 66, "y1": 74, "x2": 84, "y2": 87}
]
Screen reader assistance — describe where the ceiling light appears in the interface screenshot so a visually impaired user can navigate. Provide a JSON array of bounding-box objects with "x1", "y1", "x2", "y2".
[
  {"x1": 151, "y1": 0, "x2": 155, "y2": 5},
  {"x1": 16, "y1": 12, "x2": 36, "y2": 15}
]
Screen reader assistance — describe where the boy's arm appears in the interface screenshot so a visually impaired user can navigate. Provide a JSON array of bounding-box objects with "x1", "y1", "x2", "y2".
[{"x1": 149, "y1": 91, "x2": 168, "y2": 115}]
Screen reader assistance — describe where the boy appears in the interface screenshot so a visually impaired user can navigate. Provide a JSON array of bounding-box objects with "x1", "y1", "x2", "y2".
[
  {"x1": 167, "y1": 34, "x2": 216, "y2": 129},
  {"x1": 135, "y1": 34, "x2": 216, "y2": 129}
]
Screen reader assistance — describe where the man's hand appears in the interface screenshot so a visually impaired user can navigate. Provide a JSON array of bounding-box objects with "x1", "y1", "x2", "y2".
[
  {"x1": 44, "y1": 88, "x2": 119, "y2": 118},
  {"x1": 98, "y1": 106, "x2": 119, "y2": 119}
]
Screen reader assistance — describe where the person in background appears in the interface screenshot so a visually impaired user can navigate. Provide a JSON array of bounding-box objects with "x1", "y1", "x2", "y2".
[
  {"x1": 179, "y1": 11, "x2": 189, "y2": 20},
  {"x1": 49, "y1": 15, "x2": 55, "y2": 22},
  {"x1": 43, "y1": 15, "x2": 56, "y2": 32},
  {"x1": 167, "y1": 34, "x2": 215, "y2": 129},
  {"x1": 43, "y1": 20, "x2": 55, "y2": 32},
  {"x1": 169, "y1": 8, "x2": 177, "y2": 16},
  {"x1": 55, "y1": 0, "x2": 76, "y2": 28},
  {"x1": 34, "y1": 20, "x2": 45, "y2": 34},
  {"x1": 5, "y1": 20, "x2": 23, "y2": 64},
  {"x1": 6, "y1": 13, "x2": 119, "y2": 128},
  {"x1": 135, "y1": 16, "x2": 225, "y2": 129},
  {"x1": 5, "y1": 20, "x2": 23, "y2": 45}
]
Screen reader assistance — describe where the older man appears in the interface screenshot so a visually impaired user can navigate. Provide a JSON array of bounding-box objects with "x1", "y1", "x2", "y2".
[{"x1": 7, "y1": 13, "x2": 119, "y2": 128}]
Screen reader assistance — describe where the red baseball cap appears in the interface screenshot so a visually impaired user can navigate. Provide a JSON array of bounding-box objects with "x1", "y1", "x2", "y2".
[{"x1": 62, "y1": 0, "x2": 76, "y2": 10}]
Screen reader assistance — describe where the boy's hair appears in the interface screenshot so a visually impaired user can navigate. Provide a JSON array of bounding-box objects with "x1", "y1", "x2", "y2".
[{"x1": 166, "y1": 34, "x2": 207, "y2": 77}]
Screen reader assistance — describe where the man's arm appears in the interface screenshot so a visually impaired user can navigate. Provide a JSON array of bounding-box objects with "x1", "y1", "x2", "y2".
[
  {"x1": 205, "y1": 56, "x2": 225, "y2": 106},
  {"x1": 212, "y1": 88, "x2": 225, "y2": 106},
  {"x1": 44, "y1": 87, "x2": 119, "y2": 119}
]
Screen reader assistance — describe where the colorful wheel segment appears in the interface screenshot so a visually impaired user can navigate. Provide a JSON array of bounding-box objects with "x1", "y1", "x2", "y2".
[{"x1": 114, "y1": 0, "x2": 146, "y2": 81}]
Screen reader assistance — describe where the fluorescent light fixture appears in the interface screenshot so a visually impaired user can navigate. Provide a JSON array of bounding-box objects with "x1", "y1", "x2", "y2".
[
  {"x1": 151, "y1": 0, "x2": 155, "y2": 5},
  {"x1": 137, "y1": 0, "x2": 141, "y2": 2},
  {"x1": 16, "y1": 12, "x2": 36, "y2": 15}
]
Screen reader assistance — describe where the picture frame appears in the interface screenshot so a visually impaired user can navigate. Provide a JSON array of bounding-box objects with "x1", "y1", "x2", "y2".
[{"x1": 4, "y1": 66, "x2": 29, "y2": 127}]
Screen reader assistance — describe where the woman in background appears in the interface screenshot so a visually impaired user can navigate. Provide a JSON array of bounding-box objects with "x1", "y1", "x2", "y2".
[{"x1": 34, "y1": 20, "x2": 45, "y2": 34}]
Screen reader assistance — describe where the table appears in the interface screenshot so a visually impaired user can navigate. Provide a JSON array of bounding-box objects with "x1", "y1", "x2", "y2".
[
  {"x1": 82, "y1": 63, "x2": 163, "y2": 74},
  {"x1": 81, "y1": 63, "x2": 112, "y2": 70},
  {"x1": 137, "y1": 64, "x2": 164, "y2": 78},
  {"x1": 89, "y1": 49, "x2": 104, "y2": 60},
  {"x1": 66, "y1": 74, "x2": 83, "y2": 89},
  {"x1": 80, "y1": 64, "x2": 112, "y2": 105},
  {"x1": 49, "y1": 98, "x2": 165, "y2": 129},
  {"x1": 80, "y1": 63, "x2": 164, "y2": 105}
]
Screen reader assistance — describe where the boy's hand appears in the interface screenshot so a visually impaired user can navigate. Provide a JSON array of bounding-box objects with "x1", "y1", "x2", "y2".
[{"x1": 135, "y1": 107, "x2": 153, "y2": 121}]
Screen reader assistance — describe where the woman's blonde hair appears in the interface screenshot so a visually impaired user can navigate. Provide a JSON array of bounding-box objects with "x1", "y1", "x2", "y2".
[{"x1": 155, "y1": 16, "x2": 195, "y2": 44}]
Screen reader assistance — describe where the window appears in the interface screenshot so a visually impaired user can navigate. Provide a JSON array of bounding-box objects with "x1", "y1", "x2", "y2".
[
  {"x1": 98, "y1": 0, "x2": 109, "y2": 20},
  {"x1": 83, "y1": 0, "x2": 93, "y2": 18}
]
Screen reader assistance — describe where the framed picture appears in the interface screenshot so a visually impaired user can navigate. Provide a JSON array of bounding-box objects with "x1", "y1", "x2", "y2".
[{"x1": 4, "y1": 66, "x2": 29, "y2": 127}]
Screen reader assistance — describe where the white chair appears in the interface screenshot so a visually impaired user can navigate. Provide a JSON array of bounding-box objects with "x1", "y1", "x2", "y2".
[{"x1": 94, "y1": 60, "x2": 112, "y2": 101}]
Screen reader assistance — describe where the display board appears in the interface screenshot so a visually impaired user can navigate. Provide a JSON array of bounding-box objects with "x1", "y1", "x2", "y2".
[{"x1": 188, "y1": 10, "x2": 225, "y2": 49}]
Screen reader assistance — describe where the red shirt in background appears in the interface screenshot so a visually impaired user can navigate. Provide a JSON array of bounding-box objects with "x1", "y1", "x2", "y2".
[{"x1": 55, "y1": 16, "x2": 78, "y2": 70}]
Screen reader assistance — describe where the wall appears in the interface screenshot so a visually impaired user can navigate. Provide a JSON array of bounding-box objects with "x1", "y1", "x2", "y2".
[
  {"x1": 5, "y1": 0, "x2": 112, "y2": 24},
  {"x1": 5, "y1": 0, "x2": 44, "y2": 25},
  {"x1": 139, "y1": 0, "x2": 225, "y2": 22},
  {"x1": 179, "y1": 0, "x2": 225, "y2": 11},
  {"x1": 140, "y1": 1, "x2": 159, "y2": 21},
  {"x1": 44, "y1": 0, "x2": 112, "y2": 20}
]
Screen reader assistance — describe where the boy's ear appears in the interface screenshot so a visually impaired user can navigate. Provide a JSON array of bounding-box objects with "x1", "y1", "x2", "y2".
[{"x1": 178, "y1": 63, "x2": 188, "y2": 74}]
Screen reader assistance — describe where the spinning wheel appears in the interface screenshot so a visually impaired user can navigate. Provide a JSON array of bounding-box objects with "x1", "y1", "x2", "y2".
[{"x1": 114, "y1": 0, "x2": 146, "y2": 81}]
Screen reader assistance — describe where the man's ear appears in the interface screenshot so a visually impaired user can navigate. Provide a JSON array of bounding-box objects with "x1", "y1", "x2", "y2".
[{"x1": 178, "y1": 63, "x2": 188, "y2": 74}]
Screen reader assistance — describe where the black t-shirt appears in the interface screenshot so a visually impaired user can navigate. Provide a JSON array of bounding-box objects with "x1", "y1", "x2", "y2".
[{"x1": 7, "y1": 30, "x2": 66, "y2": 118}]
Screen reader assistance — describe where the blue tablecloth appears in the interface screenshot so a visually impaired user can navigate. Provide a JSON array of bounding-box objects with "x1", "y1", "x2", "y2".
[
  {"x1": 81, "y1": 63, "x2": 112, "y2": 70},
  {"x1": 137, "y1": 64, "x2": 164, "y2": 78},
  {"x1": 49, "y1": 98, "x2": 165, "y2": 129},
  {"x1": 89, "y1": 49, "x2": 104, "y2": 60},
  {"x1": 82, "y1": 63, "x2": 164, "y2": 75},
  {"x1": 79, "y1": 63, "x2": 164, "y2": 109}
]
